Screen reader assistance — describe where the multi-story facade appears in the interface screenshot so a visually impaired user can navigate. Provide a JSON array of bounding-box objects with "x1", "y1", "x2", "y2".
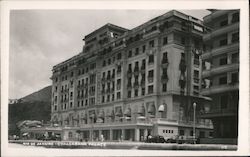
[
  {"x1": 200, "y1": 10, "x2": 239, "y2": 139},
  {"x1": 51, "y1": 10, "x2": 213, "y2": 141}
]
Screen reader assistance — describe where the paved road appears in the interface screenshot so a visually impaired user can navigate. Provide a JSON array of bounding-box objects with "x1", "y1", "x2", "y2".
[{"x1": 8, "y1": 140, "x2": 237, "y2": 150}]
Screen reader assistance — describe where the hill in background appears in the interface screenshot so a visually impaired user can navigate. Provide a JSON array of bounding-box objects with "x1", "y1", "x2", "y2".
[{"x1": 9, "y1": 85, "x2": 52, "y2": 135}]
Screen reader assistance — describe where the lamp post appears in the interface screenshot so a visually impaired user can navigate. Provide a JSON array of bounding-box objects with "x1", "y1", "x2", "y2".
[{"x1": 193, "y1": 102, "x2": 197, "y2": 144}]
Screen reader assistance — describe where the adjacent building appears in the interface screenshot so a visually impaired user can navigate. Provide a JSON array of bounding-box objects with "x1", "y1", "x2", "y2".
[
  {"x1": 50, "y1": 10, "x2": 213, "y2": 141},
  {"x1": 200, "y1": 10, "x2": 239, "y2": 140}
]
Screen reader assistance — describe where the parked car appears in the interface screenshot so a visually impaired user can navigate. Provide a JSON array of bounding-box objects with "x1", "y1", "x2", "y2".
[
  {"x1": 146, "y1": 135, "x2": 166, "y2": 143},
  {"x1": 166, "y1": 135, "x2": 197, "y2": 144}
]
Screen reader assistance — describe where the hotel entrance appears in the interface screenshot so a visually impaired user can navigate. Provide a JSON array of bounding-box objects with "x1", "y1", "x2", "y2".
[
  {"x1": 101, "y1": 130, "x2": 110, "y2": 141},
  {"x1": 124, "y1": 129, "x2": 135, "y2": 141},
  {"x1": 113, "y1": 129, "x2": 122, "y2": 141}
]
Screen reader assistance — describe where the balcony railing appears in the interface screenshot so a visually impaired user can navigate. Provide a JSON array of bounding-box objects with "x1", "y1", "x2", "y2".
[
  {"x1": 202, "y1": 63, "x2": 239, "y2": 78},
  {"x1": 201, "y1": 83, "x2": 239, "y2": 95}
]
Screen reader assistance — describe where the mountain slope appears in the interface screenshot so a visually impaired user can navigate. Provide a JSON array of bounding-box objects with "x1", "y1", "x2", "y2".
[
  {"x1": 9, "y1": 85, "x2": 52, "y2": 135},
  {"x1": 21, "y1": 86, "x2": 52, "y2": 102}
]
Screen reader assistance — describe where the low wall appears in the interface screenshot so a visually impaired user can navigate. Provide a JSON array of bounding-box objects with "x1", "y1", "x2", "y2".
[{"x1": 200, "y1": 138, "x2": 237, "y2": 145}]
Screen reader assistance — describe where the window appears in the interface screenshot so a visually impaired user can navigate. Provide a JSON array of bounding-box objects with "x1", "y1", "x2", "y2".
[
  {"x1": 162, "y1": 52, "x2": 168, "y2": 64},
  {"x1": 232, "y1": 12, "x2": 239, "y2": 23},
  {"x1": 77, "y1": 101, "x2": 80, "y2": 107},
  {"x1": 163, "y1": 36, "x2": 168, "y2": 45},
  {"x1": 117, "y1": 79, "x2": 121, "y2": 90},
  {"x1": 190, "y1": 130, "x2": 193, "y2": 136},
  {"x1": 142, "y1": 45, "x2": 146, "y2": 53},
  {"x1": 193, "y1": 85, "x2": 199, "y2": 90},
  {"x1": 135, "y1": 48, "x2": 139, "y2": 55},
  {"x1": 54, "y1": 96, "x2": 57, "y2": 103},
  {"x1": 71, "y1": 72, "x2": 74, "y2": 77},
  {"x1": 148, "y1": 55, "x2": 154, "y2": 64},
  {"x1": 232, "y1": 32, "x2": 239, "y2": 43},
  {"x1": 219, "y1": 76, "x2": 227, "y2": 85},
  {"x1": 64, "y1": 104, "x2": 67, "y2": 110},
  {"x1": 220, "y1": 19, "x2": 228, "y2": 27},
  {"x1": 70, "y1": 102, "x2": 73, "y2": 108},
  {"x1": 112, "y1": 94, "x2": 115, "y2": 101},
  {"x1": 162, "y1": 83, "x2": 167, "y2": 92},
  {"x1": 193, "y1": 70, "x2": 199, "y2": 78},
  {"x1": 117, "y1": 53, "x2": 122, "y2": 60},
  {"x1": 134, "y1": 89, "x2": 138, "y2": 97},
  {"x1": 117, "y1": 92, "x2": 121, "y2": 100},
  {"x1": 127, "y1": 91, "x2": 131, "y2": 98},
  {"x1": 220, "y1": 94, "x2": 228, "y2": 109},
  {"x1": 85, "y1": 99, "x2": 88, "y2": 106},
  {"x1": 141, "y1": 59, "x2": 146, "y2": 70},
  {"x1": 148, "y1": 70, "x2": 154, "y2": 78},
  {"x1": 219, "y1": 57, "x2": 228, "y2": 65},
  {"x1": 148, "y1": 85, "x2": 154, "y2": 94},
  {"x1": 103, "y1": 60, "x2": 106, "y2": 67},
  {"x1": 141, "y1": 88, "x2": 145, "y2": 96},
  {"x1": 108, "y1": 58, "x2": 111, "y2": 65},
  {"x1": 128, "y1": 50, "x2": 133, "y2": 58},
  {"x1": 179, "y1": 130, "x2": 184, "y2": 136},
  {"x1": 219, "y1": 38, "x2": 227, "y2": 46},
  {"x1": 231, "y1": 72, "x2": 239, "y2": 83},
  {"x1": 54, "y1": 105, "x2": 57, "y2": 111},
  {"x1": 181, "y1": 37, "x2": 185, "y2": 45},
  {"x1": 149, "y1": 40, "x2": 154, "y2": 48},
  {"x1": 232, "y1": 53, "x2": 239, "y2": 63}
]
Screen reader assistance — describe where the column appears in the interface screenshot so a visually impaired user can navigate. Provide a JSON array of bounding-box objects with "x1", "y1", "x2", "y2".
[
  {"x1": 122, "y1": 129, "x2": 125, "y2": 141},
  {"x1": 98, "y1": 130, "x2": 102, "y2": 141},
  {"x1": 110, "y1": 129, "x2": 113, "y2": 141},
  {"x1": 134, "y1": 128, "x2": 140, "y2": 142},
  {"x1": 144, "y1": 129, "x2": 148, "y2": 141}
]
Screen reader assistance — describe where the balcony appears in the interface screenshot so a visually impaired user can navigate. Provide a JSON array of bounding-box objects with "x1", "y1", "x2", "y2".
[
  {"x1": 201, "y1": 83, "x2": 239, "y2": 95},
  {"x1": 140, "y1": 80, "x2": 145, "y2": 87},
  {"x1": 127, "y1": 83, "x2": 132, "y2": 89},
  {"x1": 101, "y1": 77, "x2": 106, "y2": 82},
  {"x1": 202, "y1": 63, "x2": 239, "y2": 78},
  {"x1": 199, "y1": 108, "x2": 237, "y2": 119},
  {"x1": 161, "y1": 75, "x2": 168, "y2": 82},
  {"x1": 178, "y1": 120, "x2": 213, "y2": 129},
  {"x1": 134, "y1": 67, "x2": 139, "y2": 75},
  {"x1": 133, "y1": 82, "x2": 139, "y2": 88},
  {"x1": 202, "y1": 42, "x2": 239, "y2": 60},
  {"x1": 148, "y1": 77, "x2": 154, "y2": 83},
  {"x1": 140, "y1": 66, "x2": 145, "y2": 73},
  {"x1": 143, "y1": 29, "x2": 160, "y2": 39},
  {"x1": 203, "y1": 22, "x2": 239, "y2": 41}
]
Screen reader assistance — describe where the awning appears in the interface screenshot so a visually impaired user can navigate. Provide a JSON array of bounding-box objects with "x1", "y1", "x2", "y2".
[
  {"x1": 96, "y1": 118, "x2": 104, "y2": 123},
  {"x1": 98, "y1": 110, "x2": 105, "y2": 119},
  {"x1": 115, "y1": 108, "x2": 122, "y2": 117},
  {"x1": 137, "y1": 116, "x2": 146, "y2": 120},
  {"x1": 22, "y1": 133, "x2": 28, "y2": 136},
  {"x1": 89, "y1": 113, "x2": 96, "y2": 119},
  {"x1": 158, "y1": 104, "x2": 165, "y2": 112},
  {"x1": 147, "y1": 103, "x2": 156, "y2": 115},
  {"x1": 107, "y1": 110, "x2": 115, "y2": 117},
  {"x1": 124, "y1": 107, "x2": 131, "y2": 117},
  {"x1": 138, "y1": 104, "x2": 145, "y2": 116},
  {"x1": 81, "y1": 113, "x2": 87, "y2": 120}
]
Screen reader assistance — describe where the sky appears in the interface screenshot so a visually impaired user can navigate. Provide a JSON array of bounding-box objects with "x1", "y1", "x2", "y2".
[{"x1": 9, "y1": 9, "x2": 210, "y2": 99}]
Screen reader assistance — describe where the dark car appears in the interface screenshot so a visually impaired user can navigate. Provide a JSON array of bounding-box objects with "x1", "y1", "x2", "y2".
[
  {"x1": 166, "y1": 135, "x2": 197, "y2": 144},
  {"x1": 146, "y1": 135, "x2": 166, "y2": 143}
]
